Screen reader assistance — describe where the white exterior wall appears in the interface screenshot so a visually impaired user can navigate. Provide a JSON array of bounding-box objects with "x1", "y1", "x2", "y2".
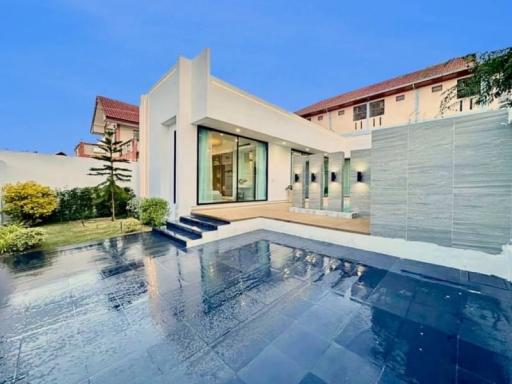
[
  {"x1": 0, "y1": 150, "x2": 138, "y2": 191},
  {"x1": 268, "y1": 143, "x2": 292, "y2": 201},
  {"x1": 140, "y1": 49, "x2": 348, "y2": 217}
]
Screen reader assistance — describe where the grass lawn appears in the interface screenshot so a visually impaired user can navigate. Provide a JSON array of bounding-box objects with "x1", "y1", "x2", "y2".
[{"x1": 39, "y1": 217, "x2": 151, "y2": 250}]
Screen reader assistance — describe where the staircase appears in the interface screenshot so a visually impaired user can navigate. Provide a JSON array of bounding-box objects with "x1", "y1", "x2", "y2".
[{"x1": 153, "y1": 213, "x2": 230, "y2": 248}]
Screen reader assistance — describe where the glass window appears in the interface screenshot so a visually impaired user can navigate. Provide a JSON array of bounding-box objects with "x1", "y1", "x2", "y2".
[
  {"x1": 198, "y1": 127, "x2": 267, "y2": 204},
  {"x1": 369, "y1": 100, "x2": 385, "y2": 117},
  {"x1": 342, "y1": 158, "x2": 351, "y2": 197},
  {"x1": 237, "y1": 137, "x2": 267, "y2": 201},
  {"x1": 323, "y1": 157, "x2": 329, "y2": 197},
  {"x1": 353, "y1": 104, "x2": 367, "y2": 121}
]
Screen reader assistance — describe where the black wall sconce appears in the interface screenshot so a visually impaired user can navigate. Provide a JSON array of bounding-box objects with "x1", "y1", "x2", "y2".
[
  {"x1": 294, "y1": 173, "x2": 300, "y2": 183},
  {"x1": 311, "y1": 173, "x2": 317, "y2": 183},
  {"x1": 356, "y1": 171, "x2": 363, "y2": 182},
  {"x1": 330, "y1": 172, "x2": 337, "y2": 182}
]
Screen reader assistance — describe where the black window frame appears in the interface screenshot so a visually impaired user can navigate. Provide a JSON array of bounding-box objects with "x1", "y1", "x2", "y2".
[
  {"x1": 369, "y1": 99, "x2": 385, "y2": 117},
  {"x1": 353, "y1": 104, "x2": 367, "y2": 121}
]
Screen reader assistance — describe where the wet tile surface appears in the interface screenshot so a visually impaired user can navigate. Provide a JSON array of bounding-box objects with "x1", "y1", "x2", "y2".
[{"x1": 0, "y1": 230, "x2": 511, "y2": 383}]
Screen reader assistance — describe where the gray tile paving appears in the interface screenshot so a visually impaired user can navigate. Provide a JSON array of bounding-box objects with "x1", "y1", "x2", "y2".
[{"x1": 0, "y1": 231, "x2": 511, "y2": 383}]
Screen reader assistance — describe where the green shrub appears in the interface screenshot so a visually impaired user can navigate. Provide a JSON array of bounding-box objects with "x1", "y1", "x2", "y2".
[
  {"x1": 140, "y1": 198, "x2": 169, "y2": 227},
  {"x1": 126, "y1": 197, "x2": 144, "y2": 219},
  {"x1": 0, "y1": 225, "x2": 47, "y2": 254},
  {"x1": 48, "y1": 186, "x2": 135, "y2": 223},
  {"x1": 122, "y1": 218, "x2": 141, "y2": 233},
  {"x1": 94, "y1": 186, "x2": 134, "y2": 219},
  {"x1": 52, "y1": 187, "x2": 96, "y2": 222},
  {"x1": 2, "y1": 181, "x2": 58, "y2": 226}
]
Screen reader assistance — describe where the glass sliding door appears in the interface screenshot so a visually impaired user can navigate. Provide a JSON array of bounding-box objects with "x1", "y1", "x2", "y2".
[
  {"x1": 197, "y1": 126, "x2": 268, "y2": 204},
  {"x1": 237, "y1": 137, "x2": 267, "y2": 201},
  {"x1": 198, "y1": 128, "x2": 237, "y2": 204}
]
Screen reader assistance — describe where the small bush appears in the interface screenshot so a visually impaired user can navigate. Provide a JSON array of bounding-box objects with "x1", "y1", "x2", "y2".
[
  {"x1": 140, "y1": 198, "x2": 169, "y2": 227},
  {"x1": 0, "y1": 225, "x2": 47, "y2": 254},
  {"x1": 94, "y1": 186, "x2": 135, "y2": 219},
  {"x1": 122, "y1": 218, "x2": 141, "y2": 233},
  {"x1": 126, "y1": 197, "x2": 144, "y2": 219},
  {"x1": 52, "y1": 187, "x2": 96, "y2": 222},
  {"x1": 2, "y1": 181, "x2": 58, "y2": 226}
]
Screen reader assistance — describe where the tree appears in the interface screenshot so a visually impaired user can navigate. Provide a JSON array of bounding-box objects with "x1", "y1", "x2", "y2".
[
  {"x1": 441, "y1": 47, "x2": 512, "y2": 112},
  {"x1": 1, "y1": 181, "x2": 58, "y2": 226},
  {"x1": 88, "y1": 131, "x2": 132, "y2": 221}
]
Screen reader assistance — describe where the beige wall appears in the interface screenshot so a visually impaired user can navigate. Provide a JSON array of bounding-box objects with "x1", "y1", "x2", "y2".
[
  {"x1": 117, "y1": 124, "x2": 138, "y2": 142},
  {"x1": 308, "y1": 76, "x2": 499, "y2": 135}
]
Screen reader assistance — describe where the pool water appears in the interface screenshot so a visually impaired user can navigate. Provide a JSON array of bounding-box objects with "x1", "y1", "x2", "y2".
[{"x1": 0, "y1": 230, "x2": 511, "y2": 383}]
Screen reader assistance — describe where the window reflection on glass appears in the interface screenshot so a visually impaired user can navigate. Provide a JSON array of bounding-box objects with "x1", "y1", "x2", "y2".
[
  {"x1": 237, "y1": 137, "x2": 267, "y2": 201},
  {"x1": 198, "y1": 127, "x2": 267, "y2": 204}
]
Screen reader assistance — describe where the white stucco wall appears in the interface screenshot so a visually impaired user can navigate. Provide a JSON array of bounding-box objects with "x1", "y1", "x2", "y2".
[
  {"x1": 268, "y1": 143, "x2": 292, "y2": 201},
  {"x1": 140, "y1": 49, "x2": 351, "y2": 217},
  {"x1": 0, "y1": 150, "x2": 138, "y2": 191}
]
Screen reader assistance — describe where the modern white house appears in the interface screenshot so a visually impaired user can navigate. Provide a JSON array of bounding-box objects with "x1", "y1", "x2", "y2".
[
  {"x1": 139, "y1": 49, "x2": 512, "y2": 260},
  {"x1": 139, "y1": 49, "x2": 365, "y2": 217}
]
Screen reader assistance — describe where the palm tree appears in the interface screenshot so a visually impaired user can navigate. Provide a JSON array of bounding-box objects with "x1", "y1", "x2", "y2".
[{"x1": 88, "y1": 131, "x2": 132, "y2": 221}]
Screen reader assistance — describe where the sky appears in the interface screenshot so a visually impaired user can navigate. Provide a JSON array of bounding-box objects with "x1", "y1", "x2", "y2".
[{"x1": 1, "y1": 0, "x2": 511, "y2": 155}]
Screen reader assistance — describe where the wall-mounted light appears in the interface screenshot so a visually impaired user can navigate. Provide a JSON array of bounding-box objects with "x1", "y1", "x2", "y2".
[
  {"x1": 331, "y1": 172, "x2": 337, "y2": 182},
  {"x1": 357, "y1": 171, "x2": 363, "y2": 182},
  {"x1": 294, "y1": 173, "x2": 300, "y2": 183},
  {"x1": 311, "y1": 173, "x2": 317, "y2": 183}
]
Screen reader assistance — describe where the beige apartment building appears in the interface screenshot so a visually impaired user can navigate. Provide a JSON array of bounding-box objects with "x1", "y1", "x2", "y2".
[
  {"x1": 296, "y1": 57, "x2": 496, "y2": 134},
  {"x1": 75, "y1": 96, "x2": 140, "y2": 161}
]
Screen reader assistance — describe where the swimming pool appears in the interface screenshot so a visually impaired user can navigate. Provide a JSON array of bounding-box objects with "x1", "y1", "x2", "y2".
[{"x1": 0, "y1": 230, "x2": 511, "y2": 383}]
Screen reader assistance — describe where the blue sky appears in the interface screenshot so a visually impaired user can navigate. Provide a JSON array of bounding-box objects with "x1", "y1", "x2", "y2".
[{"x1": 1, "y1": 0, "x2": 510, "y2": 154}]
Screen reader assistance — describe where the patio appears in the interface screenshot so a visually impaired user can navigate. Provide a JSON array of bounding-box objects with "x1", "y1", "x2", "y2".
[
  {"x1": 193, "y1": 202, "x2": 370, "y2": 235},
  {"x1": 0, "y1": 231, "x2": 511, "y2": 383}
]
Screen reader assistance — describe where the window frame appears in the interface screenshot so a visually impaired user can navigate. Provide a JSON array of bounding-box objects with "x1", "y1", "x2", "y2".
[
  {"x1": 369, "y1": 99, "x2": 385, "y2": 118},
  {"x1": 353, "y1": 104, "x2": 367, "y2": 121},
  {"x1": 196, "y1": 126, "x2": 269, "y2": 205}
]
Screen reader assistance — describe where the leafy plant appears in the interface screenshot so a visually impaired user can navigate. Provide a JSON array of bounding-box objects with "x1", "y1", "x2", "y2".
[
  {"x1": 122, "y1": 218, "x2": 141, "y2": 233},
  {"x1": 139, "y1": 198, "x2": 169, "y2": 227},
  {"x1": 1, "y1": 181, "x2": 58, "y2": 226},
  {"x1": 93, "y1": 186, "x2": 134, "y2": 219},
  {"x1": 126, "y1": 196, "x2": 144, "y2": 219},
  {"x1": 53, "y1": 187, "x2": 96, "y2": 222},
  {"x1": 0, "y1": 225, "x2": 47, "y2": 254},
  {"x1": 89, "y1": 131, "x2": 132, "y2": 221},
  {"x1": 441, "y1": 48, "x2": 512, "y2": 112}
]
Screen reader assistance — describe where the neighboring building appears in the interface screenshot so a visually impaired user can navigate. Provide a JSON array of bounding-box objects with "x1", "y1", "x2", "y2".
[
  {"x1": 75, "y1": 96, "x2": 140, "y2": 161},
  {"x1": 296, "y1": 57, "x2": 499, "y2": 134}
]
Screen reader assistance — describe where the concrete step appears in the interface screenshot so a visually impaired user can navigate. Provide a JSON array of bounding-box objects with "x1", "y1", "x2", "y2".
[
  {"x1": 180, "y1": 216, "x2": 218, "y2": 231},
  {"x1": 191, "y1": 213, "x2": 230, "y2": 226},
  {"x1": 152, "y1": 227, "x2": 189, "y2": 248},
  {"x1": 166, "y1": 221, "x2": 203, "y2": 239}
]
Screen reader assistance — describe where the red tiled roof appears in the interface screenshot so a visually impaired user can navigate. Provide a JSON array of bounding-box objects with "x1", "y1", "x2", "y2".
[
  {"x1": 296, "y1": 57, "x2": 472, "y2": 116},
  {"x1": 97, "y1": 96, "x2": 139, "y2": 124}
]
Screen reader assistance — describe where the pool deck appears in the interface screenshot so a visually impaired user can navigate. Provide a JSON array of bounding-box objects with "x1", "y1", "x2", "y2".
[
  {"x1": 1, "y1": 231, "x2": 511, "y2": 383},
  {"x1": 193, "y1": 202, "x2": 370, "y2": 235}
]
